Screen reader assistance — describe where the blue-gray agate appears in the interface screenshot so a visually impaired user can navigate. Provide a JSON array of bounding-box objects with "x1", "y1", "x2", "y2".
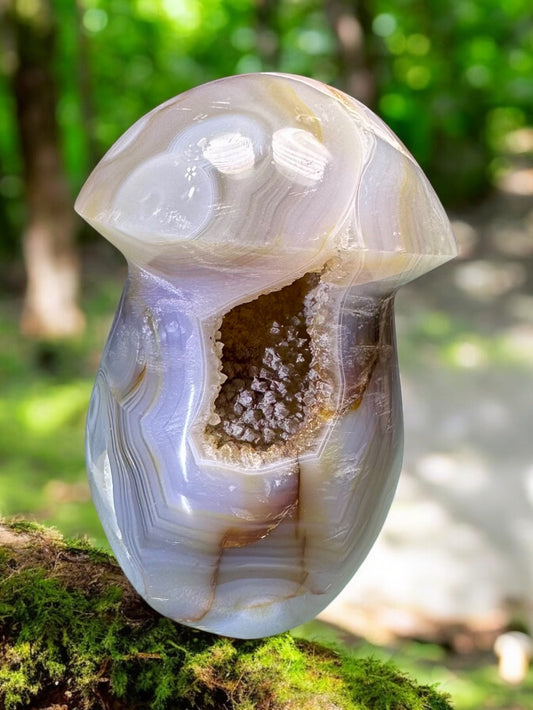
[{"x1": 75, "y1": 73, "x2": 456, "y2": 639}]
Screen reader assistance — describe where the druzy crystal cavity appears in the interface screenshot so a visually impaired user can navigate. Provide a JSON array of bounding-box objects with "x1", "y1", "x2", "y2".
[{"x1": 76, "y1": 73, "x2": 456, "y2": 639}]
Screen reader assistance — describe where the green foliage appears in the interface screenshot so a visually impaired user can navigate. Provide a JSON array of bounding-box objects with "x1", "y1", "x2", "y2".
[
  {"x1": 397, "y1": 307, "x2": 533, "y2": 372},
  {"x1": 371, "y1": 0, "x2": 533, "y2": 203},
  {"x1": 1, "y1": 0, "x2": 532, "y2": 252},
  {"x1": 295, "y1": 621, "x2": 533, "y2": 710},
  {"x1": 0, "y1": 523, "x2": 454, "y2": 710},
  {"x1": 0, "y1": 273, "x2": 122, "y2": 546},
  {"x1": 56, "y1": 0, "x2": 337, "y2": 188},
  {"x1": 340, "y1": 656, "x2": 453, "y2": 710}
]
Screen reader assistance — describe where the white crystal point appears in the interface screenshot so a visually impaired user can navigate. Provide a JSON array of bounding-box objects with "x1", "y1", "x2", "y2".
[{"x1": 77, "y1": 73, "x2": 456, "y2": 639}]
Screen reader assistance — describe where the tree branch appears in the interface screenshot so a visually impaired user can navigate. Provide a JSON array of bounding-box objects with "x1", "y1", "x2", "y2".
[{"x1": 0, "y1": 521, "x2": 453, "y2": 709}]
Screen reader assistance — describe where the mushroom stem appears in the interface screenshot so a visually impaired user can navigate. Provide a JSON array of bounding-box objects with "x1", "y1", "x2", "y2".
[{"x1": 494, "y1": 631, "x2": 533, "y2": 684}]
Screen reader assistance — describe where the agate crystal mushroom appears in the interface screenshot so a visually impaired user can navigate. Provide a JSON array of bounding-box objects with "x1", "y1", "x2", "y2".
[{"x1": 76, "y1": 73, "x2": 456, "y2": 639}]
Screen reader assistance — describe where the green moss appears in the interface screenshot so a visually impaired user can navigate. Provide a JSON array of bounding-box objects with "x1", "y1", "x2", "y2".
[
  {"x1": 0, "y1": 522, "x2": 454, "y2": 709},
  {"x1": 340, "y1": 655, "x2": 454, "y2": 710}
]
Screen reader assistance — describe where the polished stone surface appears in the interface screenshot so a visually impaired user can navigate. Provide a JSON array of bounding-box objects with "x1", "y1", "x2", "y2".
[{"x1": 76, "y1": 73, "x2": 456, "y2": 638}]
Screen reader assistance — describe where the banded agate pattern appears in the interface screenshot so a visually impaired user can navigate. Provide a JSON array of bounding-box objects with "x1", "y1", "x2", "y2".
[{"x1": 76, "y1": 73, "x2": 456, "y2": 639}]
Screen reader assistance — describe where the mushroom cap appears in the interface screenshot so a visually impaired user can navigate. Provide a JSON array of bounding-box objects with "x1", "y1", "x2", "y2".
[
  {"x1": 76, "y1": 73, "x2": 456, "y2": 287},
  {"x1": 494, "y1": 631, "x2": 533, "y2": 656}
]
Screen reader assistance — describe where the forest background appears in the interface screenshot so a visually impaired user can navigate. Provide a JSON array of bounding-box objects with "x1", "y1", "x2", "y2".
[
  {"x1": 1, "y1": 0, "x2": 532, "y2": 334},
  {"x1": 1, "y1": 2, "x2": 533, "y2": 708}
]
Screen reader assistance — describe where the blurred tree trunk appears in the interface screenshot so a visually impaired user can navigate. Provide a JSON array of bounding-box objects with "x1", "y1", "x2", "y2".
[
  {"x1": 4, "y1": 0, "x2": 85, "y2": 337},
  {"x1": 255, "y1": 0, "x2": 281, "y2": 70},
  {"x1": 75, "y1": 0, "x2": 98, "y2": 169},
  {"x1": 326, "y1": 0, "x2": 376, "y2": 106}
]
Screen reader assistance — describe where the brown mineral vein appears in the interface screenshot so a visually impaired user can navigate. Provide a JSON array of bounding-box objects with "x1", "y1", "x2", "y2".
[
  {"x1": 342, "y1": 296, "x2": 394, "y2": 414},
  {"x1": 182, "y1": 478, "x2": 301, "y2": 624},
  {"x1": 180, "y1": 552, "x2": 220, "y2": 624},
  {"x1": 220, "y1": 504, "x2": 298, "y2": 550},
  {"x1": 126, "y1": 363, "x2": 147, "y2": 397}
]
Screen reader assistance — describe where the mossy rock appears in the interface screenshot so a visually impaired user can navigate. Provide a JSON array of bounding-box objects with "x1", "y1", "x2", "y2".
[{"x1": 0, "y1": 521, "x2": 453, "y2": 709}]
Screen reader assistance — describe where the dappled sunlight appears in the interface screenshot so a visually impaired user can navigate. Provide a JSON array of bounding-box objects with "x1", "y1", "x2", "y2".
[
  {"x1": 327, "y1": 168, "x2": 533, "y2": 673},
  {"x1": 525, "y1": 466, "x2": 533, "y2": 508},
  {"x1": 497, "y1": 168, "x2": 533, "y2": 196},
  {"x1": 295, "y1": 618, "x2": 532, "y2": 710},
  {"x1": 82, "y1": 7, "x2": 108, "y2": 33},
  {"x1": 16, "y1": 381, "x2": 91, "y2": 436},
  {"x1": 331, "y1": 359, "x2": 533, "y2": 648},
  {"x1": 453, "y1": 260, "x2": 526, "y2": 301},
  {"x1": 450, "y1": 219, "x2": 479, "y2": 259},
  {"x1": 501, "y1": 325, "x2": 533, "y2": 363},
  {"x1": 44, "y1": 479, "x2": 91, "y2": 505},
  {"x1": 490, "y1": 221, "x2": 533, "y2": 258},
  {"x1": 396, "y1": 174, "x2": 533, "y2": 377},
  {"x1": 447, "y1": 340, "x2": 490, "y2": 368},
  {"x1": 0, "y1": 377, "x2": 102, "y2": 542},
  {"x1": 397, "y1": 307, "x2": 533, "y2": 371},
  {"x1": 0, "y1": 277, "x2": 123, "y2": 547},
  {"x1": 415, "y1": 451, "x2": 489, "y2": 492},
  {"x1": 503, "y1": 127, "x2": 533, "y2": 154},
  {"x1": 136, "y1": 0, "x2": 202, "y2": 33},
  {"x1": 507, "y1": 293, "x2": 533, "y2": 324}
]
